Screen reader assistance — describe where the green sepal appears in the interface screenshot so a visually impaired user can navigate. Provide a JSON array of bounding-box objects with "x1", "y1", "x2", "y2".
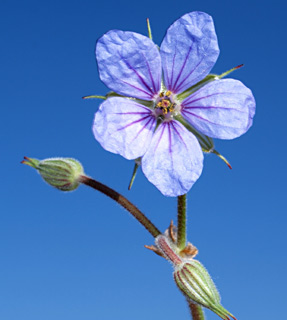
[
  {"x1": 21, "y1": 156, "x2": 40, "y2": 169},
  {"x1": 177, "y1": 74, "x2": 218, "y2": 101},
  {"x1": 177, "y1": 64, "x2": 244, "y2": 102},
  {"x1": 174, "y1": 115, "x2": 214, "y2": 152},
  {"x1": 83, "y1": 91, "x2": 153, "y2": 109},
  {"x1": 128, "y1": 158, "x2": 141, "y2": 190},
  {"x1": 82, "y1": 95, "x2": 106, "y2": 100},
  {"x1": 174, "y1": 116, "x2": 232, "y2": 169},
  {"x1": 146, "y1": 18, "x2": 152, "y2": 40}
]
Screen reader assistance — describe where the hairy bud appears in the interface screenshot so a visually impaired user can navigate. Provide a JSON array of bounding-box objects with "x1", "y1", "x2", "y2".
[
  {"x1": 155, "y1": 234, "x2": 236, "y2": 320},
  {"x1": 22, "y1": 157, "x2": 83, "y2": 191}
]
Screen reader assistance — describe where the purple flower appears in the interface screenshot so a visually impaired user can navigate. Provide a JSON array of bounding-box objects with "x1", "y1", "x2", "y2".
[{"x1": 92, "y1": 11, "x2": 255, "y2": 197}]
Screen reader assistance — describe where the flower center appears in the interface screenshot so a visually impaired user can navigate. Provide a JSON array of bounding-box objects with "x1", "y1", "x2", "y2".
[{"x1": 154, "y1": 91, "x2": 179, "y2": 120}]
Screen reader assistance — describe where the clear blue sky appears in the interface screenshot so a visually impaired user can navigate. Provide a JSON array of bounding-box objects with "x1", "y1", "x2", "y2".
[{"x1": 1, "y1": 0, "x2": 286, "y2": 319}]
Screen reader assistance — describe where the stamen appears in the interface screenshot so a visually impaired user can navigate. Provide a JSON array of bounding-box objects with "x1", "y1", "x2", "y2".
[{"x1": 155, "y1": 91, "x2": 177, "y2": 117}]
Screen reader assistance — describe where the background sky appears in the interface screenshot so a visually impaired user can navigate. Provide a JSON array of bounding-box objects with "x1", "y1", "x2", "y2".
[{"x1": 1, "y1": 0, "x2": 286, "y2": 319}]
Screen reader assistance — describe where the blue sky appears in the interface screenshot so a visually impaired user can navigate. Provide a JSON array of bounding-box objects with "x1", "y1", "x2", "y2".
[{"x1": 1, "y1": 0, "x2": 286, "y2": 319}]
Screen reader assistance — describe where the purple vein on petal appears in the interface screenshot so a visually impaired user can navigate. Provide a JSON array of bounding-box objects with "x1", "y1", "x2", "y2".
[
  {"x1": 184, "y1": 105, "x2": 249, "y2": 113},
  {"x1": 163, "y1": 47, "x2": 178, "y2": 91},
  {"x1": 120, "y1": 78, "x2": 153, "y2": 98},
  {"x1": 154, "y1": 123, "x2": 166, "y2": 153},
  {"x1": 183, "y1": 92, "x2": 233, "y2": 105},
  {"x1": 167, "y1": 122, "x2": 173, "y2": 154},
  {"x1": 142, "y1": 54, "x2": 158, "y2": 95},
  {"x1": 183, "y1": 110, "x2": 243, "y2": 128},
  {"x1": 130, "y1": 116, "x2": 156, "y2": 144},
  {"x1": 171, "y1": 45, "x2": 193, "y2": 93},
  {"x1": 116, "y1": 115, "x2": 152, "y2": 131},
  {"x1": 175, "y1": 52, "x2": 208, "y2": 94},
  {"x1": 115, "y1": 111, "x2": 151, "y2": 115},
  {"x1": 170, "y1": 121, "x2": 188, "y2": 149},
  {"x1": 174, "y1": 33, "x2": 212, "y2": 93},
  {"x1": 169, "y1": 50, "x2": 177, "y2": 90},
  {"x1": 120, "y1": 54, "x2": 155, "y2": 97}
]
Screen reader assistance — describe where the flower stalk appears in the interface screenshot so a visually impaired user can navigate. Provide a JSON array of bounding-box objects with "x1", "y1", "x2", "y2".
[
  {"x1": 177, "y1": 194, "x2": 187, "y2": 250},
  {"x1": 188, "y1": 301, "x2": 205, "y2": 320},
  {"x1": 78, "y1": 175, "x2": 161, "y2": 238}
]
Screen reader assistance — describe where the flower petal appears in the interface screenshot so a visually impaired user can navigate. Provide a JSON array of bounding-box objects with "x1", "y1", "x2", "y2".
[
  {"x1": 142, "y1": 121, "x2": 203, "y2": 197},
  {"x1": 93, "y1": 97, "x2": 156, "y2": 159},
  {"x1": 160, "y1": 11, "x2": 219, "y2": 94},
  {"x1": 96, "y1": 30, "x2": 161, "y2": 100},
  {"x1": 181, "y1": 79, "x2": 256, "y2": 139}
]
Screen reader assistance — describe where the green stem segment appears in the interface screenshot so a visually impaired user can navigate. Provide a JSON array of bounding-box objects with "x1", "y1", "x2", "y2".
[
  {"x1": 188, "y1": 301, "x2": 205, "y2": 320},
  {"x1": 177, "y1": 194, "x2": 187, "y2": 250},
  {"x1": 79, "y1": 175, "x2": 161, "y2": 238}
]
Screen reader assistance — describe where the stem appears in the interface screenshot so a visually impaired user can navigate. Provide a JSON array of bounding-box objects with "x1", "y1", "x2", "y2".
[
  {"x1": 177, "y1": 194, "x2": 187, "y2": 250},
  {"x1": 187, "y1": 301, "x2": 205, "y2": 320},
  {"x1": 79, "y1": 175, "x2": 161, "y2": 238}
]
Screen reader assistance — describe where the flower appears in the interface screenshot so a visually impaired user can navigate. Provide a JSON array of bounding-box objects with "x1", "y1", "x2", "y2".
[{"x1": 92, "y1": 11, "x2": 256, "y2": 197}]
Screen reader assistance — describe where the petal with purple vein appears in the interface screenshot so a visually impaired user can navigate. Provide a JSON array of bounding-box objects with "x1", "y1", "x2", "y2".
[
  {"x1": 142, "y1": 120, "x2": 203, "y2": 197},
  {"x1": 181, "y1": 79, "x2": 256, "y2": 139},
  {"x1": 96, "y1": 30, "x2": 161, "y2": 100},
  {"x1": 93, "y1": 97, "x2": 156, "y2": 159},
  {"x1": 160, "y1": 11, "x2": 219, "y2": 94}
]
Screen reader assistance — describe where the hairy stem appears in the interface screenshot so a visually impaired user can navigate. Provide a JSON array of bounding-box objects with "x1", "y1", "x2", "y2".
[
  {"x1": 79, "y1": 175, "x2": 161, "y2": 238},
  {"x1": 177, "y1": 194, "x2": 187, "y2": 250},
  {"x1": 188, "y1": 301, "x2": 205, "y2": 320}
]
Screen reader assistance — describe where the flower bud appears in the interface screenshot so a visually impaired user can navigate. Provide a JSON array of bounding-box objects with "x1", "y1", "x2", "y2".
[
  {"x1": 155, "y1": 235, "x2": 236, "y2": 320},
  {"x1": 22, "y1": 157, "x2": 84, "y2": 191}
]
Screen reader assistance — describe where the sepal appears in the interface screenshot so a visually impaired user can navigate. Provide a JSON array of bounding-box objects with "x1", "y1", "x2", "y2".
[
  {"x1": 177, "y1": 65, "x2": 244, "y2": 101},
  {"x1": 177, "y1": 74, "x2": 218, "y2": 101},
  {"x1": 174, "y1": 115, "x2": 214, "y2": 152},
  {"x1": 128, "y1": 158, "x2": 141, "y2": 190}
]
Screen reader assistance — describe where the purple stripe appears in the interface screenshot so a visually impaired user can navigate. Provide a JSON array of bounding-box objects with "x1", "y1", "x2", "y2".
[
  {"x1": 171, "y1": 44, "x2": 193, "y2": 92},
  {"x1": 167, "y1": 123, "x2": 174, "y2": 172},
  {"x1": 120, "y1": 54, "x2": 155, "y2": 96},
  {"x1": 120, "y1": 79, "x2": 153, "y2": 98},
  {"x1": 167, "y1": 122, "x2": 172, "y2": 154},
  {"x1": 170, "y1": 121, "x2": 188, "y2": 149},
  {"x1": 153, "y1": 123, "x2": 166, "y2": 153},
  {"x1": 184, "y1": 90, "x2": 252, "y2": 105},
  {"x1": 182, "y1": 110, "x2": 242, "y2": 128},
  {"x1": 174, "y1": 35, "x2": 212, "y2": 93},
  {"x1": 115, "y1": 111, "x2": 152, "y2": 115},
  {"x1": 129, "y1": 116, "x2": 155, "y2": 144},
  {"x1": 183, "y1": 92, "x2": 229, "y2": 105},
  {"x1": 116, "y1": 115, "x2": 151, "y2": 131},
  {"x1": 183, "y1": 105, "x2": 248, "y2": 113},
  {"x1": 170, "y1": 50, "x2": 177, "y2": 90},
  {"x1": 143, "y1": 54, "x2": 158, "y2": 94},
  {"x1": 175, "y1": 57, "x2": 206, "y2": 94}
]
